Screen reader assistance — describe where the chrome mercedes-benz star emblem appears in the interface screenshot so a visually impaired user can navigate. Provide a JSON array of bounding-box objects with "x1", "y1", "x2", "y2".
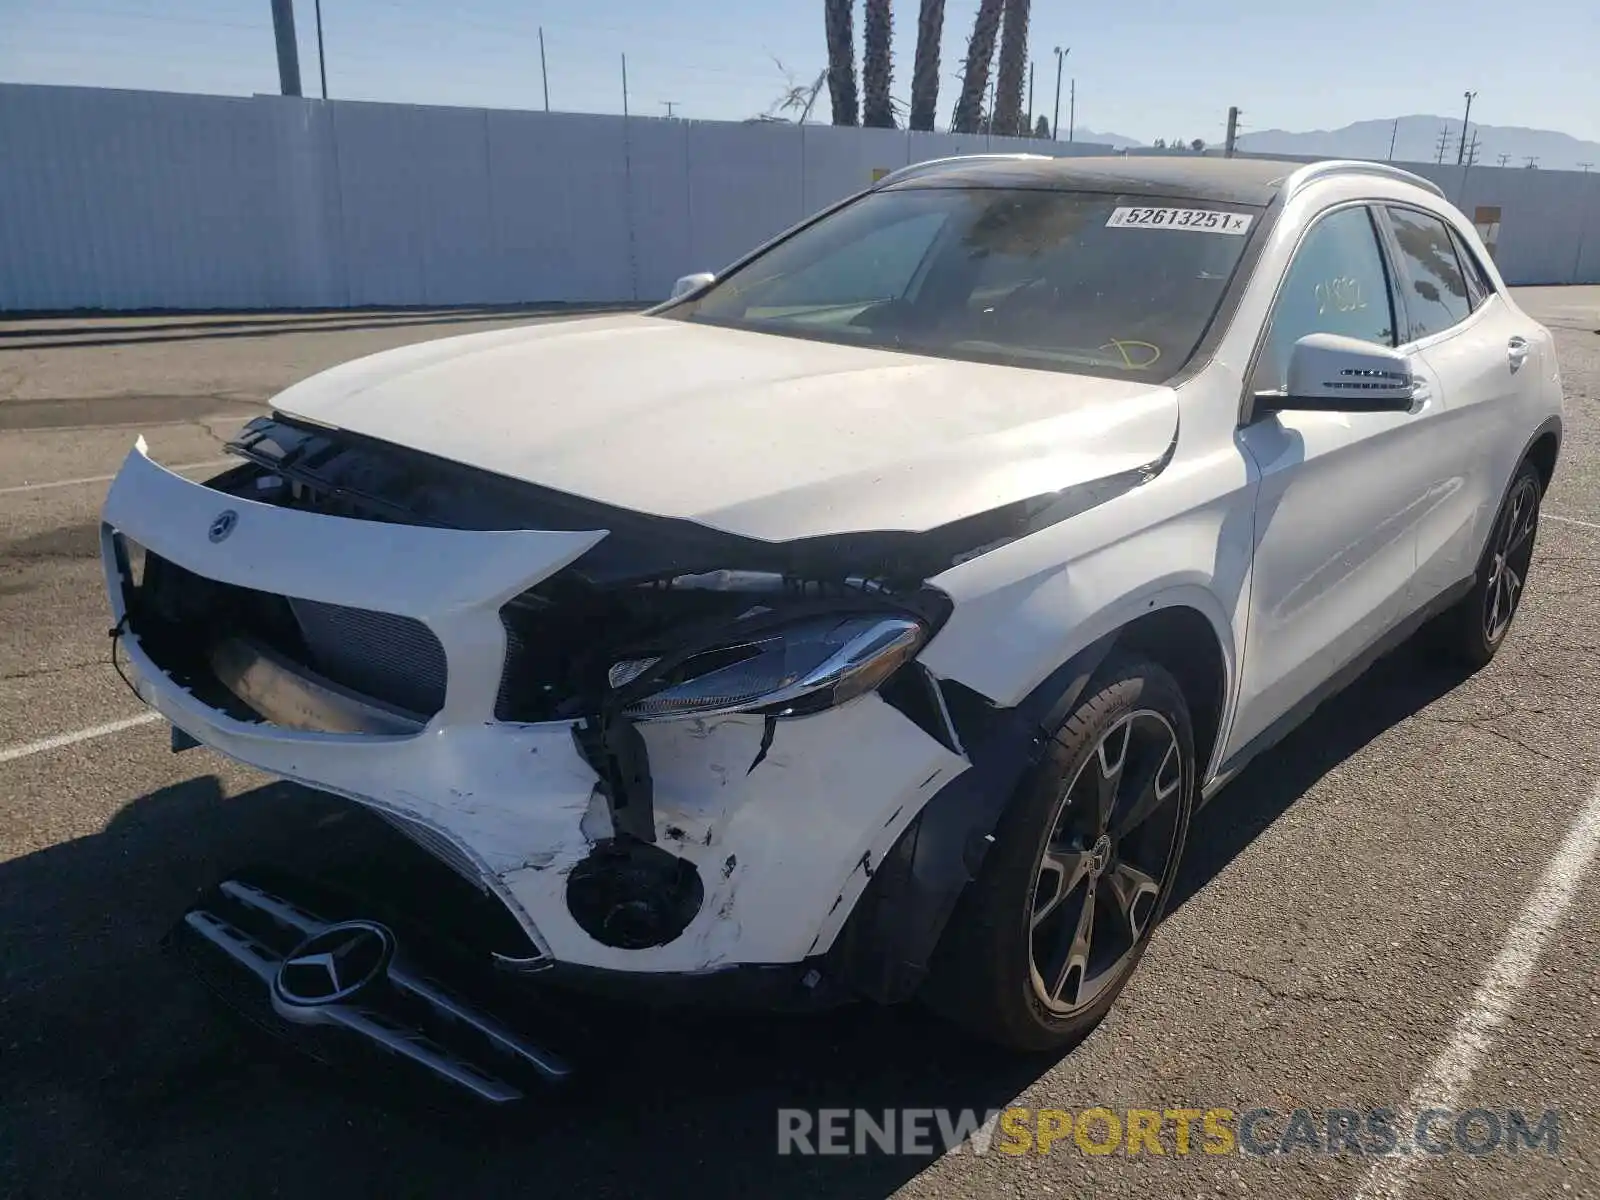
[
  {"x1": 273, "y1": 920, "x2": 395, "y2": 1008},
  {"x1": 208, "y1": 509, "x2": 238, "y2": 543},
  {"x1": 1088, "y1": 834, "x2": 1112, "y2": 877}
]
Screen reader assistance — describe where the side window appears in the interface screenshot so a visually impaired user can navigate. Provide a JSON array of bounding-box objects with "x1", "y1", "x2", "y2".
[
  {"x1": 1253, "y1": 206, "x2": 1396, "y2": 393},
  {"x1": 1449, "y1": 227, "x2": 1493, "y2": 311},
  {"x1": 1385, "y1": 206, "x2": 1472, "y2": 339}
]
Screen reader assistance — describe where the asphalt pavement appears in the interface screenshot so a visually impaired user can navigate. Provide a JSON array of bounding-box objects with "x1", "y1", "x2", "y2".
[{"x1": 1, "y1": 299, "x2": 1597, "y2": 1200}]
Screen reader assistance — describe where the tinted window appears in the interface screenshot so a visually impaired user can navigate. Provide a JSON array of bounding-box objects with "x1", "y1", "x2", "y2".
[
  {"x1": 666, "y1": 188, "x2": 1256, "y2": 381},
  {"x1": 1386, "y1": 207, "x2": 1472, "y2": 339},
  {"x1": 1449, "y1": 228, "x2": 1493, "y2": 311},
  {"x1": 1253, "y1": 206, "x2": 1396, "y2": 393}
]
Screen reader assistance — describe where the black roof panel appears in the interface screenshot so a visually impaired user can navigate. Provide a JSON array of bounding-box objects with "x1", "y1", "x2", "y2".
[{"x1": 887, "y1": 154, "x2": 1296, "y2": 206}]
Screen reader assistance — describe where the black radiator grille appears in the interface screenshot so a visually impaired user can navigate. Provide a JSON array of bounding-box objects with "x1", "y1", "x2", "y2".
[{"x1": 288, "y1": 598, "x2": 448, "y2": 717}]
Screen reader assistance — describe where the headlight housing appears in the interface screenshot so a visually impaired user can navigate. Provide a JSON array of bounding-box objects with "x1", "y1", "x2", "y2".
[{"x1": 610, "y1": 613, "x2": 925, "y2": 721}]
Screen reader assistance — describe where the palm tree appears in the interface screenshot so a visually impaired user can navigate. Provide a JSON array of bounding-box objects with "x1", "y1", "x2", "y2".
[
  {"x1": 951, "y1": 0, "x2": 1002, "y2": 134},
  {"x1": 908, "y1": 0, "x2": 944, "y2": 131},
  {"x1": 862, "y1": 0, "x2": 895, "y2": 127},
  {"x1": 992, "y1": 0, "x2": 1029, "y2": 136},
  {"x1": 824, "y1": 0, "x2": 859, "y2": 126}
]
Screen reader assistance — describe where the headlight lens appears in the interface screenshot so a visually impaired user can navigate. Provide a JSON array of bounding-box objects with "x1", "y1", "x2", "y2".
[{"x1": 612, "y1": 614, "x2": 925, "y2": 720}]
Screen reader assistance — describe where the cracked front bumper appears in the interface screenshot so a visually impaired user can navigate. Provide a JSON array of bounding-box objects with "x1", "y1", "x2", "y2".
[{"x1": 102, "y1": 442, "x2": 970, "y2": 978}]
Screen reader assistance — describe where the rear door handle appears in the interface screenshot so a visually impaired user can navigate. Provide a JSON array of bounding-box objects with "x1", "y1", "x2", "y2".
[{"x1": 1508, "y1": 336, "x2": 1530, "y2": 370}]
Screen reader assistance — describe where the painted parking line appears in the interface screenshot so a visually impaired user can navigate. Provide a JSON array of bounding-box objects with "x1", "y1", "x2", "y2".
[
  {"x1": 1545, "y1": 512, "x2": 1600, "y2": 532},
  {"x1": 1353, "y1": 779, "x2": 1600, "y2": 1200},
  {"x1": 0, "y1": 458, "x2": 234, "y2": 497},
  {"x1": 0, "y1": 712, "x2": 161, "y2": 766}
]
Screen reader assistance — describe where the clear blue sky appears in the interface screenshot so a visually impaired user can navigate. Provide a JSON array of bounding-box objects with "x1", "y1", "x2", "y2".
[{"x1": 2, "y1": 0, "x2": 1596, "y2": 144}]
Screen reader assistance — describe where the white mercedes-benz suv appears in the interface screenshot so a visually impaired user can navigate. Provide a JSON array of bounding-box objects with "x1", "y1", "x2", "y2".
[{"x1": 101, "y1": 156, "x2": 1563, "y2": 1096}]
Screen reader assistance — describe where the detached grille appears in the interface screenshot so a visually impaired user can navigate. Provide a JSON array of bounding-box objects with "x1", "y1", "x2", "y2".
[{"x1": 289, "y1": 598, "x2": 448, "y2": 717}]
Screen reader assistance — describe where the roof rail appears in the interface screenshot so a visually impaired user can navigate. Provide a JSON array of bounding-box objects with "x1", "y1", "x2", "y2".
[
  {"x1": 872, "y1": 153, "x2": 1053, "y2": 189},
  {"x1": 1283, "y1": 159, "x2": 1445, "y2": 200}
]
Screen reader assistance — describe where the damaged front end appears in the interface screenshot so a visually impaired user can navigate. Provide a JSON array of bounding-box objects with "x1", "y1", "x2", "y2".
[
  {"x1": 105, "y1": 411, "x2": 1166, "y2": 1067},
  {"x1": 208, "y1": 418, "x2": 972, "y2": 955}
]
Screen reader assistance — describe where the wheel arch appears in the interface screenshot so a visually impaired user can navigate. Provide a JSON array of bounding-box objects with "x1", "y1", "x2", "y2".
[
  {"x1": 1101, "y1": 601, "x2": 1230, "y2": 787},
  {"x1": 1522, "y1": 417, "x2": 1561, "y2": 493},
  {"x1": 831, "y1": 592, "x2": 1236, "y2": 1005}
]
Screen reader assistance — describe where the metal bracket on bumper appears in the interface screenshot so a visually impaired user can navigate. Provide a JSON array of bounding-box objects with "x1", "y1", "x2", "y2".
[{"x1": 178, "y1": 879, "x2": 572, "y2": 1102}]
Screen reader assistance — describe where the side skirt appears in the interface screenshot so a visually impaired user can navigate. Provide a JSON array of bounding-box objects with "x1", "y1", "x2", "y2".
[{"x1": 1202, "y1": 573, "x2": 1475, "y2": 803}]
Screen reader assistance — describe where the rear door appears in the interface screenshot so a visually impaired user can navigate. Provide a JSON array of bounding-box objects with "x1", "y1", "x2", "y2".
[
  {"x1": 1227, "y1": 202, "x2": 1455, "y2": 759},
  {"x1": 1377, "y1": 205, "x2": 1544, "y2": 597}
]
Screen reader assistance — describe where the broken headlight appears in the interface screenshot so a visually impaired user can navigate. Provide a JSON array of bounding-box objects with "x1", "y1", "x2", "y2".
[{"x1": 611, "y1": 614, "x2": 925, "y2": 720}]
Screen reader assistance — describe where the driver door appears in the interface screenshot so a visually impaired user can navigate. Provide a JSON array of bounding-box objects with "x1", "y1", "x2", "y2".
[{"x1": 1225, "y1": 203, "x2": 1454, "y2": 761}]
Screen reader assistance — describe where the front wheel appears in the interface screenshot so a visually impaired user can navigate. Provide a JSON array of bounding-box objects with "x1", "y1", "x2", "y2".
[{"x1": 923, "y1": 655, "x2": 1195, "y2": 1053}]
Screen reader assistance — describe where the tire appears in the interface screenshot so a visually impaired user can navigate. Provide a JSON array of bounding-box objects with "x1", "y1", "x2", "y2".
[
  {"x1": 1433, "y1": 461, "x2": 1543, "y2": 670},
  {"x1": 922, "y1": 654, "x2": 1195, "y2": 1053}
]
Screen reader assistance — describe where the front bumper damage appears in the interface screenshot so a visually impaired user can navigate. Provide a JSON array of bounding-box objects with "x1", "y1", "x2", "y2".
[
  {"x1": 102, "y1": 419, "x2": 1154, "y2": 1097},
  {"x1": 102, "y1": 439, "x2": 969, "y2": 984}
]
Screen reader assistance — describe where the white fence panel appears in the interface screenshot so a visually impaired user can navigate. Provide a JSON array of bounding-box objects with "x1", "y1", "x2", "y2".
[{"x1": 1, "y1": 82, "x2": 1596, "y2": 311}]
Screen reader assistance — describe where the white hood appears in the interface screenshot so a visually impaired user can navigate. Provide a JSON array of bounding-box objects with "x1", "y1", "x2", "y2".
[{"x1": 271, "y1": 315, "x2": 1179, "y2": 542}]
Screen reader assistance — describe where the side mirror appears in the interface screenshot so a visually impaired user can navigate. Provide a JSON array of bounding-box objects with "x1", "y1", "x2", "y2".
[
  {"x1": 1266, "y1": 332, "x2": 1417, "y2": 414},
  {"x1": 670, "y1": 272, "x2": 716, "y2": 300}
]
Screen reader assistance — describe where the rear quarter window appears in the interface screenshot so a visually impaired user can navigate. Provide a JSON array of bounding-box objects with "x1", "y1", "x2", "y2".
[{"x1": 1385, "y1": 206, "x2": 1473, "y2": 340}]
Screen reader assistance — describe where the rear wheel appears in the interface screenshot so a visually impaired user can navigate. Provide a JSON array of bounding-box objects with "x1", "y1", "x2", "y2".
[
  {"x1": 923, "y1": 655, "x2": 1194, "y2": 1052},
  {"x1": 1435, "y1": 462, "x2": 1542, "y2": 669}
]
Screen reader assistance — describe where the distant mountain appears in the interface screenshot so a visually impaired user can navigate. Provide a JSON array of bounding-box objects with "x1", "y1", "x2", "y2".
[
  {"x1": 1066, "y1": 126, "x2": 1144, "y2": 150},
  {"x1": 1236, "y1": 116, "x2": 1600, "y2": 171}
]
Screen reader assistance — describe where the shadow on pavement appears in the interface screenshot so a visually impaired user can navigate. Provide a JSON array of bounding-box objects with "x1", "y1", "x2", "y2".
[
  {"x1": 0, "y1": 642, "x2": 1470, "y2": 1199},
  {"x1": 1171, "y1": 640, "x2": 1472, "y2": 911}
]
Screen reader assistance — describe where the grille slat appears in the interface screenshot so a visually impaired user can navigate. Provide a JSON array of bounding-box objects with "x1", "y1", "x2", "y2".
[{"x1": 288, "y1": 599, "x2": 447, "y2": 717}]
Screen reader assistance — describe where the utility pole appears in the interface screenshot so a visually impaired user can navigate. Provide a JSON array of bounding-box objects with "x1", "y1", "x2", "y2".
[
  {"x1": 1224, "y1": 106, "x2": 1240, "y2": 158},
  {"x1": 661, "y1": 101, "x2": 679, "y2": 118},
  {"x1": 539, "y1": 27, "x2": 549, "y2": 112},
  {"x1": 1465, "y1": 132, "x2": 1480, "y2": 166},
  {"x1": 313, "y1": 0, "x2": 327, "y2": 99},
  {"x1": 1387, "y1": 117, "x2": 1398, "y2": 161},
  {"x1": 1524, "y1": 156, "x2": 1539, "y2": 169},
  {"x1": 1457, "y1": 90, "x2": 1476, "y2": 164},
  {"x1": 269, "y1": 0, "x2": 302, "y2": 96},
  {"x1": 1496, "y1": 153, "x2": 1512, "y2": 168},
  {"x1": 1051, "y1": 47, "x2": 1069, "y2": 140},
  {"x1": 621, "y1": 53, "x2": 629, "y2": 119},
  {"x1": 1580, "y1": 162, "x2": 1595, "y2": 173},
  {"x1": 1434, "y1": 125, "x2": 1451, "y2": 163},
  {"x1": 1068, "y1": 79, "x2": 1075, "y2": 141}
]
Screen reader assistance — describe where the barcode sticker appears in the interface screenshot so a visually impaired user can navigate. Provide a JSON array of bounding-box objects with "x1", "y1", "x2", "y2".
[{"x1": 1106, "y1": 207, "x2": 1253, "y2": 234}]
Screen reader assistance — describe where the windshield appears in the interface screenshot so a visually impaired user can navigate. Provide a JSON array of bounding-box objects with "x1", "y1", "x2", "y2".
[{"x1": 662, "y1": 187, "x2": 1259, "y2": 380}]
